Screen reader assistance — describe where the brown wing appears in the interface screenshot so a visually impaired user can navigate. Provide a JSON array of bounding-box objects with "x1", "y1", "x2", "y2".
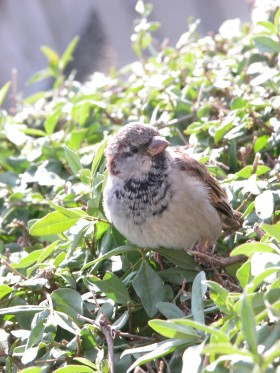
[{"x1": 172, "y1": 148, "x2": 240, "y2": 231}]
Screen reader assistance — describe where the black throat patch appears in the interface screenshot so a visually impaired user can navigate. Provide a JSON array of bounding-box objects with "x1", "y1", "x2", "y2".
[{"x1": 115, "y1": 154, "x2": 172, "y2": 223}]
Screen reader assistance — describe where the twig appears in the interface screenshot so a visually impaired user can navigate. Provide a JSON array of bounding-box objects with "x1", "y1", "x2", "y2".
[
  {"x1": 236, "y1": 193, "x2": 252, "y2": 212},
  {"x1": 91, "y1": 292, "x2": 112, "y2": 326},
  {"x1": 156, "y1": 114, "x2": 194, "y2": 129},
  {"x1": 158, "y1": 360, "x2": 164, "y2": 373},
  {"x1": 127, "y1": 301, "x2": 133, "y2": 334},
  {"x1": 193, "y1": 252, "x2": 245, "y2": 267},
  {"x1": 103, "y1": 110, "x2": 122, "y2": 125},
  {"x1": 175, "y1": 127, "x2": 188, "y2": 145},
  {"x1": 172, "y1": 278, "x2": 186, "y2": 304},
  {"x1": 1, "y1": 258, "x2": 28, "y2": 280},
  {"x1": 194, "y1": 82, "x2": 205, "y2": 110},
  {"x1": 77, "y1": 314, "x2": 154, "y2": 342},
  {"x1": 43, "y1": 290, "x2": 54, "y2": 315},
  {"x1": 162, "y1": 356, "x2": 171, "y2": 373},
  {"x1": 252, "y1": 152, "x2": 260, "y2": 174},
  {"x1": 101, "y1": 321, "x2": 115, "y2": 373},
  {"x1": 253, "y1": 223, "x2": 265, "y2": 239}
]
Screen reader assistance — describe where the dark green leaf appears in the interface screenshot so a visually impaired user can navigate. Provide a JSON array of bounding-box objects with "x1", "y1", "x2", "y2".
[
  {"x1": 156, "y1": 302, "x2": 185, "y2": 319},
  {"x1": 51, "y1": 288, "x2": 83, "y2": 326},
  {"x1": 86, "y1": 272, "x2": 130, "y2": 305},
  {"x1": 132, "y1": 261, "x2": 165, "y2": 317}
]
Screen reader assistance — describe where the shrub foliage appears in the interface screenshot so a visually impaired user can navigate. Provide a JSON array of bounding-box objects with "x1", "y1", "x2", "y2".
[{"x1": 0, "y1": 4, "x2": 279, "y2": 373}]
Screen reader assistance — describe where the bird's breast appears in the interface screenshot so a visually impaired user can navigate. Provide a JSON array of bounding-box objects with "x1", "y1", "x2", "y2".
[{"x1": 107, "y1": 174, "x2": 172, "y2": 224}]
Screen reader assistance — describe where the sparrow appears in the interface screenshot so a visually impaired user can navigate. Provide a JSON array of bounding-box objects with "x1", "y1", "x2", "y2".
[{"x1": 103, "y1": 123, "x2": 239, "y2": 252}]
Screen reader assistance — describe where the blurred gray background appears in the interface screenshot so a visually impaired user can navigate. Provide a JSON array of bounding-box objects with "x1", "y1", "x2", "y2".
[{"x1": 0, "y1": 0, "x2": 254, "y2": 101}]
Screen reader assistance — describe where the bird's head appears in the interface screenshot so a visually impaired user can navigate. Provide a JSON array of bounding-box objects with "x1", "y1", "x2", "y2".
[{"x1": 105, "y1": 123, "x2": 170, "y2": 179}]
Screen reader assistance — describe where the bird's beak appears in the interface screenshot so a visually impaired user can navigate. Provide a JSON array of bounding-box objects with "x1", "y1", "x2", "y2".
[{"x1": 147, "y1": 135, "x2": 170, "y2": 156}]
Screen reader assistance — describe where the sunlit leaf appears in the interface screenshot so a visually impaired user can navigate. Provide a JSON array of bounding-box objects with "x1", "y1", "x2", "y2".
[{"x1": 29, "y1": 211, "x2": 82, "y2": 236}]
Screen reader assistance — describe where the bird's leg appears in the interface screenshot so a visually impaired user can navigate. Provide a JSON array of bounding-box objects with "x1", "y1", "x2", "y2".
[
  {"x1": 153, "y1": 251, "x2": 165, "y2": 270},
  {"x1": 192, "y1": 240, "x2": 214, "y2": 267}
]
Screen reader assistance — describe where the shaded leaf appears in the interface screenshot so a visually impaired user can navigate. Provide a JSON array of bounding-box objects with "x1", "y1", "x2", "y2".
[
  {"x1": 86, "y1": 272, "x2": 130, "y2": 305},
  {"x1": 132, "y1": 261, "x2": 165, "y2": 317}
]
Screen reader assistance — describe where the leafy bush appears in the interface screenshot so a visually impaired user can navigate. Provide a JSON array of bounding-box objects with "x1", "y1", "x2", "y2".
[{"x1": 0, "y1": 3, "x2": 280, "y2": 373}]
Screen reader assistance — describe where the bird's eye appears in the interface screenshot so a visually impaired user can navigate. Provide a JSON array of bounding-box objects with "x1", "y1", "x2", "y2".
[{"x1": 130, "y1": 146, "x2": 138, "y2": 154}]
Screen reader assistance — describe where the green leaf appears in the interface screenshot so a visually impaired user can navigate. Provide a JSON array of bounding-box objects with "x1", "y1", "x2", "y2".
[
  {"x1": 79, "y1": 168, "x2": 92, "y2": 186},
  {"x1": 29, "y1": 211, "x2": 81, "y2": 236},
  {"x1": 73, "y1": 358, "x2": 97, "y2": 370},
  {"x1": 231, "y1": 242, "x2": 279, "y2": 257},
  {"x1": 253, "y1": 135, "x2": 269, "y2": 153},
  {"x1": 0, "y1": 285, "x2": 13, "y2": 300},
  {"x1": 37, "y1": 240, "x2": 60, "y2": 263},
  {"x1": 86, "y1": 272, "x2": 130, "y2": 305},
  {"x1": 156, "y1": 247, "x2": 199, "y2": 271},
  {"x1": 240, "y1": 295, "x2": 258, "y2": 355},
  {"x1": 51, "y1": 288, "x2": 83, "y2": 326},
  {"x1": 0, "y1": 305, "x2": 47, "y2": 315},
  {"x1": 214, "y1": 114, "x2": 235, "y2": 143},
  {"x1": 11, "y1": 249, "x2": 44, "y2": 269},
  {"x1": 0, "y1": 81, "x2": 11, "y2": 106},
  {"x1": 258, "y1": 21, "x2": 275, "y2": 34},
  {"x1": 203, "y1": 343, "x2": 253, "y2": 357},
  {"x1": 59, "y1": 36, "x2": 80, "y2": 70},
  {"x1": 205, "y1": 281, "x2": 231, "y2": 314},
  {"x1": 53, "y1": 311, "x2": 80, "y2": 335},
  {"x1": 26, "y1": 319, "x2": 45, "y2": 349},
  {"x1": 149, "y1": 319, "x2": 200, "y2": 340},
  {"x1": 64, "y1": 145, "x2": 83, "y2": 174},
  {"x1": 262, "y1": 222, "x2": 280, "y2": 242},
  {"x1": 20, "y1": 368, "x2": 42, "y2": 373},
  {"x1": 48, "y1": 199, "x2": 88, "y2": 219},
  {"x1": 191, "y1": 271, "x2": 207, "y2": 325},
  {"x1": 132, "y1": 261, "x2": 165, "y2": 317},
  {"x1": 53, "y1": 365, "x2": 96, "y2": 373},
  {"x1": 274, "y1": 7, "x2": 280, "y2": 34},
  {"x1": 156, "y1": 302, "x2": 185, "y2": 319},
  {"x1": 231, "y1": 97, "x2": 248, "y2": 109},
  {"x1": 41, "y1": 46, "x2": 60, "y2": 65},
  {"x1": 44, "y1": 106, "x2": 62, "y2": 134},
  {"x1": 253, "y1": 35, "x2": 280, "y2": 53},
  {"x1": 91, "y1": 138, "x2": 108, "y2": 178},
  {"x1": 81, "y1": 244, "x2": 137, "y2": 271},
  {"x1": 159, "y1": 268, "x2": 198, "y2": 285},
  {"x1": 22, "y1": 128, "x2": 47, "y2": 137},
  {"x1": 236, "y1": 261, "x2": 252, "y2": 289},
  {"x1": 168, "y1": 319, "x2": 229, "y2": 343},
  {"x1": 124, "y1": 339, "x2": 191, "y2": 373}
]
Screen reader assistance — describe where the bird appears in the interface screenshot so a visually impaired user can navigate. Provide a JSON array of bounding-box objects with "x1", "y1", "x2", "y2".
[{"x1": 103, "y1": 123, "x2": 240, "y2": 253}]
